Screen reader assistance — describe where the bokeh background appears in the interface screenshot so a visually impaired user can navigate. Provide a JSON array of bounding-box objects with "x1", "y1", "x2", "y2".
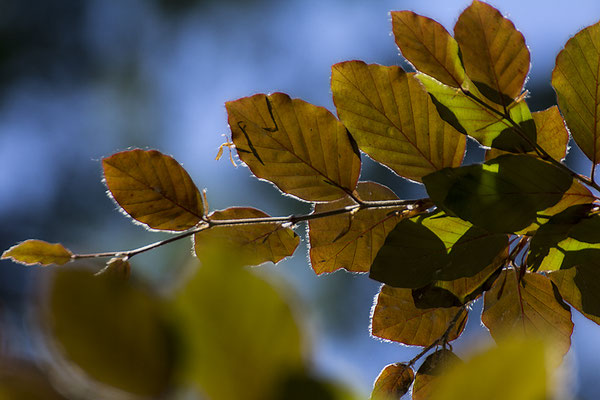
[{"x1": 1, "y1": 0, "x2": 600, "y2": 398}]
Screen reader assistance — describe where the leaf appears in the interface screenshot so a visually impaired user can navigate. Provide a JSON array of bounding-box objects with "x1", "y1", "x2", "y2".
[
  {"x1": 391, "y1": 11, "x2": 465, "y2": 87},
  {"x1": 550, "y1": 263, "x2": 600, "y2": 325},
  {"x1": 370, "y1": 363, "x2": 414, "y2": 400},
  {"x1": 413, "y1": 349, "x2": 462, "y2": 400},
  {"x1": 454, "y1": 0, "x2": 530, "y2": 106},
  {"x1": 308, "y1": 182, "x2": 402, "y2": 274},
  {"x1": 194, "y1": 207, "x2": 299, "y2": 267},
  {"x1": 371, "y1": 285, "x2": 467, "y2": 346},
  {"x1": 418, "y1": 74, "x2": 536, "y2": 152},
  {"x1": 423, "y1": 154, "x2": 572, "y2": 233},
  {"x1": 96, "y1": 257, "x2": 131, "y2": 280},
  {"x1": 486, "y1": 106, "x2": 570, "y2": 161},
  {"x1": 552, "y1": 20, "x2": 600, "y2": 165},
  {"x1": 226, "y1": 93, "x2": 361, "y2": 202},
  {"x1": 482, "y1": 270, "x2": 573, "y2": 356},
  {"x1": 103, "y1": 149, "x2": 204, "y2": 231},
  {"x1": 331, "y1": 61, "x2": 465, "y2": 182},
  {"x1": 2, "y1": 240, "x2": 72, "y2": 266},
  {"x1": 369, "y1": 211, "x2": 508, "y2": 288}
]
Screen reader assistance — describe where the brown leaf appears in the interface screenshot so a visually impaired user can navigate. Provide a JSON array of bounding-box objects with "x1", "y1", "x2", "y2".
[
  {"x1": 371, "y1": 363, "x2": 414, "y2": 400},
  {"x1": 2, "y1": 240, "x2": 72, "y2": 266},
  {"x1": 550, "y1": 267, "x2": 600, "y2": 325},
  {"x1": 413, "y1": 349, "x2": 462, "y2": 400}
]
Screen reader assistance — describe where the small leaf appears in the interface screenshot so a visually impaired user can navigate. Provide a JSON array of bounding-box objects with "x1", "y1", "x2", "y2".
[
  {"x1": 331, "y1": 61, "x2": 465, "y2": 182},
  {"x1": 454, "y1": 0, "x2": 530, "y2": 106},
  {"x1": 413, "y1": 349, "x2": 462, "y2": 400},
  {"x1": 371, "y1": 285, "x2": 467, "y2": 346},
  {"x1": 226, "y1": 93, "x2": 361, "y2": 202},
  {"x1": 194, "y1": 207, "x2": 299, "y2": 267},
  {"x1": 308, "y1": 182, "x2": 402, "y2": 274},
  {"x1": 482, "y1": 270, "x2": 573, "y2": 356},
  {"x1": 552, "y1": 20, "x2": 600, "y2": 165},
  {"x1": 96, "y1": 257, "x2": 131, "y2": 280},
  {"x1": 550, "y1": 263, "x2": 600, "y2": 325},
  {"x1": 391, "y1": 11, "x2": 465, "y2": 87},
  {"x1": 423, "y1": 154, "x2": 572, "y2": 233},
  {"x1": 2, "y1": 240, "x2": 72, "y2": 266},
  {"x1": 370, "y1": 363, "x2": 414, "y2": 400},
  {"x1": 103, "y1": 149, "x2": 204, "y2": 231}
]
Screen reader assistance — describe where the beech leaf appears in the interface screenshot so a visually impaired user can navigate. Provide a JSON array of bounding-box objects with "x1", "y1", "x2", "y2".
[
  {"x1": 103, "y1": 149, "x2": 204, "y2": 231},
  {"x1": 413, "y1": 349, "x2": 462, "y2": 400},
  {"x1": 370, "y1": 363, "x2": 414, "y2": 400},
  {"x1": 550, "y1": 263, "x2": 600, "y2": 325},
  {"x1": 2, "y1": 240, "x2": 72, "y2": 266}
]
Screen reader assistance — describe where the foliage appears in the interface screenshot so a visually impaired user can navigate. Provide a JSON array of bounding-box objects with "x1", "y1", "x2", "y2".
[{"x1": 3, "y1": 1, "x2": 600, "y2": 398}]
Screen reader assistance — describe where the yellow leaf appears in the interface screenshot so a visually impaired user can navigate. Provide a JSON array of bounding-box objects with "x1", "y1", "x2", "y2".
[
  {"x1": 550, "y1": 266, "x2": 600, "y2": 325},
  {"x1": 226, "y1": 93, "x2": 361, "y2": 202},
  {"x1": 370, "y1": 363, "x2": 414, "y2": 400},
  {"x1": 194, "y1": 207, "x2": 299, "y2": 267},
  {"x1": 371, "y1": 285, "x2": 467, "y2": 346},
  {"x1": 331, "y1": 61, "x2": 465, "y2": 182},
  {"x1": 2, "y1": 240, "x2": 72, "y2": 266},
  {"x1": 308, "y1": 182, "x2": 402, "y2": 274},
  {"x1": 413, "y1": 349, "x2": 462, "y2": 400},
  {"x1": 482, "y1": 270, "x2": 573, "y2": 356},
  {"x1": 103, "y1": 149, "x2": 204, "y2": 231}
]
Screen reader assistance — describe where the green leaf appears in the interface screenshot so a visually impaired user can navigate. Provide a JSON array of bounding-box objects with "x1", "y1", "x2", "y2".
[
  {"x1": 226, "y1": 93, "x2": 361, "y2": 202},
  {"x1": 2, "y1": 240, "x2": 72, "y2": 266},
  {"x1": 391, "y1": 11, "x2": 465, "y2": 87},
  {"x1": 103, "y1": 149, "x2": 204, "y2": 231},
  {"x1": 371, "y1": 285, "x2": 467, "y2": 346},
  {"x1": 413, "y1": 349, "x2": 462, "y2": 400},
  {"x1": 369, "y1": 212, "x2": 508, "y2": 288},
  {"x1": 550, "y1": 263, "x2": 600, "y2": 325},
  {"x1": 552, "y1": 20, "x2": 600, "y2": 165},
  {"x1": 454, "y1": 0, "x2": 529, "y2": 106},
  {"x1": 194, "y1": 207, "x2": 299, "y2": 267},
  {"x1": 482, "y1": 270, "x2": 573, "y2": 357},
  {"x1": 308, "y1": 182, "x2": 402, "y2": 274},
  {"x1": 423, "y1": 154, "x2": 572, "y2": 233},
  {"x1": 370, "y1": 363, "x2": 414, "y2": 400},
  {"x1": 331, "y1": 61, "x2": 465, "y2": 182}
]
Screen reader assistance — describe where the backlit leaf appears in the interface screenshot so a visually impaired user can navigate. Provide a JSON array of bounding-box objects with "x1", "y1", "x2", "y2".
[
  {"x1": 423, "y1": 154, "x2": 572, "y2": 233},
  {"x1": 331, "y1": 61, "x2": 465, "y2": 182},
  {"x1": 103, "y1": 149, "x2": 204, "y2": 231},
  {"x1": 454, "y1": 0, "x2": 530, "y2": 106},
  {"x1": 226, "y1": 93, "x2": 361, "y2": 202},
  {"x1": 2, "y1": 240, "x2": 72, "y2": 266},
  {"x1": 550, "y1": 264, "x2": 600, "y2": 325},
  {"x1": 308, "y1": 182, "x2": 402, "y2": 274},
  {"x1": 391, "y1": 11, "x2": 465, "y2": 87},
  {"x1": 370, "y1": 363, "x2": 414, "y2": 400},
  {"x1": 552, "y1": 20, "x2": 600, "y2": 165},
  {"x1": 413, "y1": 349, "x2": 462, "y2": 400},
  {"x1": 194, "y1": 207, "x2": 299, "y2": 267},
  {"x1": 371, "y1": 285, "x2": 467, "y2": 346},
  {"x1": 482, "y1": 270, "x2": 573, "y2": 356}
]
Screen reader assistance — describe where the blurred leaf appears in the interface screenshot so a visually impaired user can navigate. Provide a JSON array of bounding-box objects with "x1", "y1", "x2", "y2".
[
  {"x1": 424, "y1": 154, "x2": 572, "y2": 233},
  {"x1": 172, "y1": 259, "x2": 305, "y2": 400},
  {"x1": 308, "y1": 182, "x2": 402, "y2": 274},
  {"x1": 45, "y1": 268, "x2": 174, "y2": 397},
  {"x1": 103, "y1": 149, "x2": 204, "y2": 231},
  {"x1": 370, "y1": 212, "x2": 508, "y2": 288},
  {"x1": 331, "y1": 61, "x2": 465, "y2": 182},
  {"x1": 194, "y1": 207, "x2": 299, "y2": 267},
  {"x1": 391, "y1": 11, "x2": 465, "y2": 87},
  {"x1": 482, "y1": 270, "x2": 573, "y2": 356},
  {"x1": 95, "y1": 257, "x2": 131, "y2": 280},
  {"x1": 428, "y1": 338, "x2": 552, "y2": 400},
  {"x1": 550, "y1": 262, "x2": 600, "y2": 324},
  {"x1": 271, "y1": 371, "x2": 358, "y2": 400},
  {"x1": 454, "y1": 0, "x2": 529, "y2": 106},
  {"x1": 371, "y1": 285, "x2": 467, "y2": 346},
  {"x1": 370, "y1": 363, "x2": 414, "y2": 400},
  {"x1": 413, "y1": 349, "x2": 462, "y2": 400},
  {"x1": 2, "y1": 240, "x2": 72, "y2": 266},
  {"x1": 226, "y1": 92, "x2": 361, "y2": 202},
  {"x1": 552, "y1": 20, "x2": 600, "y2": 165},
  {"x1": 0, "y1": 359, "x2": 67, "y2": 400}
]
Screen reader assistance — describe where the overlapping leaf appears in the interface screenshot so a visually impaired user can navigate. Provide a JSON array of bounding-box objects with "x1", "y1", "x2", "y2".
[
  {"x1": 454, "y1": 0, "x2": 530, "y2": 106},
  {"x1": 413, "y1": 349, "x2": 462, "y2": 400},
  {"x1": 552, "y1": 20, "x2": 600, "y2": 165},
  {"x1": 371, "y1": 285, "x2": 467, "y2": 346},
  {"x1": 308, "y1": 182, "x2": 402, "y2": 274},
  {"x1": 550, "y1": 263, "x2": 600, "y2": 325},
  {"x1": 331, "y1": 61, "x2": 465, "y2": 182},
  {"x1": 226, "y1": 93, "x2": 361, "y2": 202},
  {"x1": 2, "y1": 240, "x2": 72, "y2": 266},
  {"x1": 194, "y1": 207, "x2": 299, "y2": 267},
  {"x1": 482, "y1": 270, "x2": 573, "y2": 356},
  {"x1": 424, "y1": 154, "x2": 572, "y2": 233},
  {"x1": 103, "y1": 149, "x2": 204, "y2": 231},
  {"x1": 391, "y1": 11, "x2": 465, "y2": 87},
  {"x1": 370, "y1": 363, "x2": 414, "y2": 400},
  {"x1": 369, "y1": 211, "x2": 508, "y2": 288}
]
